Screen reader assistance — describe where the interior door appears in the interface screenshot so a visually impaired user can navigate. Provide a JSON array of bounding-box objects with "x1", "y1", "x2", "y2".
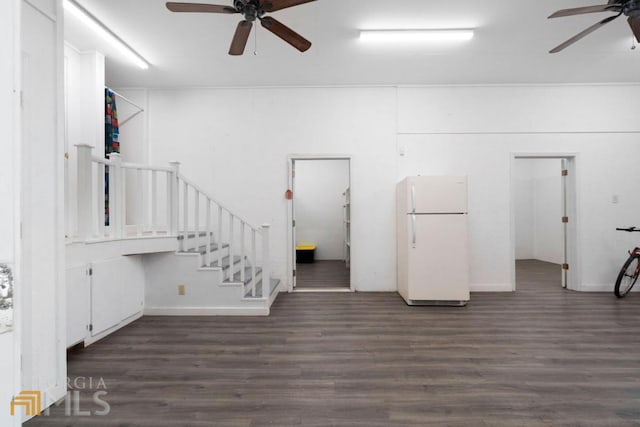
[
  {"x1": 561, "y1": 159, "x2": 568, "y2": 289},
  {"x1": 291, "y1": 160, "x2": 297, "y2": 289}
]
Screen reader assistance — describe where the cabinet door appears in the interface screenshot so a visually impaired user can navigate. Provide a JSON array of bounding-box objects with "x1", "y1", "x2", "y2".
[
  {"x1": 91, "y1": 259, "x2": 125, "y2": 336},
  {"x1": 91, "y1": 257, "x2": 145, "y2": 336},
  {"x1": 66, "y1": 265, "x2": 90, "y2": 346}
]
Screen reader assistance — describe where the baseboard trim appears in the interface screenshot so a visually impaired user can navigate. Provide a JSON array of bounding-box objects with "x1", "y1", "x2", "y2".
[
  {"x1": 470, "y1": 283, "x2": 513, "y2": 292},
  {"x1": 144, "y1": 307, "x2": 269, "y2": 316},
  {"x1": 578, "y1": 283, "x2": 614, "y2": 293}
]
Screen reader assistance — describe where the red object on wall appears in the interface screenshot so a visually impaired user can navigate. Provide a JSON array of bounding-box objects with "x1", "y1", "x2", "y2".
[{"x1": 285, "y1": 189, "x2": 293, "y2": 200}]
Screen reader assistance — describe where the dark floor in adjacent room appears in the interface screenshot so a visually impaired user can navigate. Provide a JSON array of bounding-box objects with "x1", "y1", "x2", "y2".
[
  {"x1": 28, "y1": 260, "x2": 640, "y2": 426},
  {"x1": 295, "y1": 260, "x2": 350, "y2": 289}
]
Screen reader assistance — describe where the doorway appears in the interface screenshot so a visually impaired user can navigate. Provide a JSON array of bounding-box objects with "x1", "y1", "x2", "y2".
[
  {"x1": 511, "y1": 154, "x2": 578, "y2": 291},
  {"x1": 288, "y1": 157, "x2": 352, "y2": 292}
]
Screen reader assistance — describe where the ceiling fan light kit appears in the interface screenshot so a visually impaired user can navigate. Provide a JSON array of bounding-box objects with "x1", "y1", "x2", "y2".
[
  {"x1": 166, "y1": 0, "x2": 315, "y2": 56},
  {"x1": 359, "y1": 29, "x2": 475, "y2": 43},
  {"x1": 548, "y1": 0, "x2": 640, "y2": 53}
]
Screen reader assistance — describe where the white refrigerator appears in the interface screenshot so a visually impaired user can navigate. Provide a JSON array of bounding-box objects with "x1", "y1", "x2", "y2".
[{"x1": 397, "y1": 176, "x2": 470, "y2": 306}]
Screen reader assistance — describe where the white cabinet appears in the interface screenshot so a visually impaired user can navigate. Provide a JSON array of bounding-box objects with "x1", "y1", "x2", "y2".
[
  {"x1": 66, "y1": 254, "x2": 145, "y2": 346},
  {"x1": 66, "y1": 265, "x2": 90, "y2": 347},
  {"x1": 91, "y1": 256, "x2": 144, "y2": 337}
]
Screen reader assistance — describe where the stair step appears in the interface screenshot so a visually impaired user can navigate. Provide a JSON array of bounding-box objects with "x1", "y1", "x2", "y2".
[
  {"x1": 180, "y1": 243, "x2": 229, "y2": 256},
  {"x1": 223, "y1": 267, "x2": 262, "y2": 285},
  {"x1": 244, "y1": 278, "x2": 280, "y2": 299},
  {"x1": 207, "y1": 255, "x2": 243, "y2": 270},
  {"x1": 177, "y1": 231, "x2": 213, "y2": 241}
]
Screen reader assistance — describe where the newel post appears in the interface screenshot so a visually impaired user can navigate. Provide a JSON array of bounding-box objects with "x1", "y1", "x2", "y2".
[
  {"x1": 169, "y1": 162, "x2": 181, "y2": 236},
  {"x1": 261, "y1": 224, "x2": 271, "y2": 299},
  {"x1": 75, "y1": 144, "x2": 94, "y2": 241},
  {"x1": 109, "y1": 152, "x2": 123, "y2": 238}
]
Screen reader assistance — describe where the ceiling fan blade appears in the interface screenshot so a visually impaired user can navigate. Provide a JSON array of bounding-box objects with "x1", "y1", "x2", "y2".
[
  {"x1": 229, "y1": 20, "x2": 253, "y2": 55},
  {"x1": 550, "y1": 14, "x2": 618, "y2": 53},
  {"x1": 260, "y1": 0, "x2": 316, "y2": 13},
  {"x1": 166, "y1": 2, "x2": 237, "y2": 13},
  {"x1": 629, "y1": 16, "x2": 640, "y2": 42},
  {"x1": 548, "y1": 4, "x2": 622, "y2": 19},
  {"x1": 260, "y1": 16, "x2": 312, "y2": 52}
]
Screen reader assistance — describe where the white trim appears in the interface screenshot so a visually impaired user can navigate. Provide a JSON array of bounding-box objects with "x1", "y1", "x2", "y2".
[
  {"x1": 286, "y1": 155, "x2": 353, "y2": 293},
  {"x1": 293, "y1": 288, "x2": 353, "y2": 293},
  {"x1": 579, "y1": 284, "x2": 615, "y2": 293},
  {"x1": 111, "y1": 82, "x2": 640, "y2": 92},
  {"x1": 144, "y1": 307, "x2": 270, "y2": 316},
  {"x1": 470, "y1": 283, "x2": 513, "y2": 293}
]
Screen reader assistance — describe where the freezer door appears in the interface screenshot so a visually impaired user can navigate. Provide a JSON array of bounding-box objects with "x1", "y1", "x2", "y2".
[
  {"x1": 405, "y1": 176, "x2": 467, "y2": 214},
  {"x1": 407, "y1": 214, "x2": 470, "y2": 301}
]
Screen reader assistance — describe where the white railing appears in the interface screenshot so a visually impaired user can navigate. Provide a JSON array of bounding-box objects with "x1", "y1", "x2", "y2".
[{"x1": 74, "y1": 144, "x2": 271, "y2": 297}]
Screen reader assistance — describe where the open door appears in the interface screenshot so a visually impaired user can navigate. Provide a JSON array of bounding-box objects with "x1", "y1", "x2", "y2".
[
  {"x1": 512, "y1": 154, "x2": 579, "y2": 292},
  {"x1": 287, "y1": 156, "x2": 352, "y2": 292},
  {"x1": 561, "y1": 159, "x2": 569, "y2": 289}
]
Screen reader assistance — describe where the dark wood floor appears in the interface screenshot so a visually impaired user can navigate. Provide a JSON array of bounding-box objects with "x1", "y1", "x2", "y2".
[
  {"x1": 28, "y1": 260, "x2": 640, "y2": 426},
  {"x1": 296, "y1": 260, "x2": 350, "y2": 289}
]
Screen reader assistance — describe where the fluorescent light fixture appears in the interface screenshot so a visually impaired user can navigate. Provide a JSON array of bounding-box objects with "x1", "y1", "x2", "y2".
[
  {"x1": 360, "y1": 29, "x2": 474, "y2": 43},
  {"x1": 63, "y1": 0, "x2": 150, "y2": 69}
]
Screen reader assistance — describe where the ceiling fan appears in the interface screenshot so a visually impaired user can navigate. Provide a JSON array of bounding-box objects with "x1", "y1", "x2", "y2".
[
  {"x1": 166, "y1": 0, "x2": 316, "y2": 55},
  {"x1": 548, "y1": 0, "x2": 640, "y2": 53}
]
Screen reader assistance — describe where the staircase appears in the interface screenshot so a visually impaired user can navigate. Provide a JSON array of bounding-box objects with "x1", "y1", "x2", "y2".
[{"x1": 72, "y1": 145, "x2": 282, "y2": 316}]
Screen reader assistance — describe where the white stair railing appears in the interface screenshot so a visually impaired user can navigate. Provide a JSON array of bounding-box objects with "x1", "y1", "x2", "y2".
[
  {"x1": 74, "y1": 144, "x2": 272, "y2": 299},
  {"x1": 175, "y1": 173, "x2": 269, "y2": 292}
]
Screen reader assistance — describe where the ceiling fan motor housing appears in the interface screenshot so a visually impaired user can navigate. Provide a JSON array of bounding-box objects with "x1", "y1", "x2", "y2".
[
  {"x1": 235, "y1": 0, "x2": 266, "y2": 21},
  {"x1": 608, "y1": 0, "x2": 640, "y2": 16},
  {"x1": 623, "y1": 1, "x2": 640, "y2": 17}
]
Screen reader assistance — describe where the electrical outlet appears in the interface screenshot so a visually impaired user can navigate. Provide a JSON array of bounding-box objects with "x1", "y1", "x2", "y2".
[{"x1": 178, "y1": 284, "x2": 186, "y2": 296}]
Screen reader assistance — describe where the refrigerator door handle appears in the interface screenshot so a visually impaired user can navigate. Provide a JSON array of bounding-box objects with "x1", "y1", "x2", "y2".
[
  {"x1": 411, "y1": 214, "x2": 417, "y2": 247},
  {"x1": 411, "y1": 184, "x2": 416, "y2": 214}
]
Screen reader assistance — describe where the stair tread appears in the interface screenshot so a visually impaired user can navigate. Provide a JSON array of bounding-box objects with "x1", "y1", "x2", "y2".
[
  {"x1": 208, "y1": 255, "x2": 243, "y2": 270},
  {"x1": 223, "y1": 267, "x2": 262, "y2": 285},
  {"x1": 177, "y1": 231, "x2": 213, "y2": 241},
  {"x1": 244, "y1": 278, "x2": 280, "y2": 299},
  {"x1": 180, "y1": 242, "x2": 229, "y2": 255}
]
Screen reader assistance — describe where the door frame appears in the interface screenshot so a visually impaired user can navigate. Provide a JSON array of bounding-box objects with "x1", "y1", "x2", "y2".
[
  {"x1": 286, "y1": 155, "x2": 353, "y2": 293},
  {"x1": 510, "y1": 153, "x2": 580, "y2": 291}
]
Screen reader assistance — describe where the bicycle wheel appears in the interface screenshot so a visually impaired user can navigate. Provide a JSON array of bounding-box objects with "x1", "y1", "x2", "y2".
[{"x1": 614, "y1": 254, "x2": 640, "y2": 298}]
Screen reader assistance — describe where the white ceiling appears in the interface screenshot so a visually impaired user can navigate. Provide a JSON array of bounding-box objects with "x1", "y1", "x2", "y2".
[{"x1": 64, "y1": 0, "x2": 640, "y2": 88}]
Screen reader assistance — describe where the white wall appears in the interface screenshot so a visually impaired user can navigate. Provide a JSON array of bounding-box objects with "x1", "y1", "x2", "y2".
[
  {"x1": 146, "y1": 87, "x2": 398, "y2": 291},
  {"x1": 398, "y1": 85, "x2": 640, "y2": 292},
  {"x1": 514, "y1": 160, "x2": 534, "y2": 259},
  {"x1": 295, "y1": 159, "x2": 349, "y2": 260},
  {"x1": 515, "y1": 159, "x2": 563, "y2": 264},
  {"x1": 0, "y1": 0, "x2": 20, "y2": 425},
  {"x1": 532, "y1": 160, "x2": 563, "y2": 264},
  {"x1": 133, "y1": 83, "x2": 640, "y2": 293}
]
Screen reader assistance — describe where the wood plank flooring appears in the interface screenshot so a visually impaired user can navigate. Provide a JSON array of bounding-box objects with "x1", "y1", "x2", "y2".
[
  {"x1": 295, "y1": 260, "x2": 350, "y2": 289},
  {"x1": 27, "y1": 260, "x2": 640, "y2": 426}
]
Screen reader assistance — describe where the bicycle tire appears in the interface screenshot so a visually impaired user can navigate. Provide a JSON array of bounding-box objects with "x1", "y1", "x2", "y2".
[{"x1": 614, "y1": 254, "x2": 640, "y2": 298}]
